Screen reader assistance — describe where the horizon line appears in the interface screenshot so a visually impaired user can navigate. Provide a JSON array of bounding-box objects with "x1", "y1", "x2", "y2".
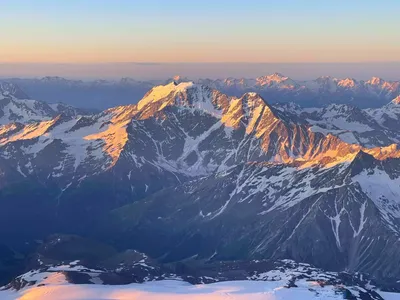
[
  {"x1": 1, "y1": 74, "x2": 400, "y2": 81},
  {"x1": 1, "y1": 61, "x2": 400, "y2": 65}
]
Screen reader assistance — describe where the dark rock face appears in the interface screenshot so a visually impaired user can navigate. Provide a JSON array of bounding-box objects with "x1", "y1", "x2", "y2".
[{"x1": 108, "y1": 158, "x2": 400, "y2": 279}]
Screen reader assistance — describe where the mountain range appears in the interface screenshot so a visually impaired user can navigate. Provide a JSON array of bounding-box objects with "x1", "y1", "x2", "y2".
[
  {"x1": 4, "y1": 73, "x2": 400, "y2": 110},
  {"x1": 0, "y1": 80, "x2": 400, "y2": 298}
]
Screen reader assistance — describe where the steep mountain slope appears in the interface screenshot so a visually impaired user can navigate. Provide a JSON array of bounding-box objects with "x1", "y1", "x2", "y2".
[{"x1": 109, "y1": 152, "x2": 400, "y2": 279}]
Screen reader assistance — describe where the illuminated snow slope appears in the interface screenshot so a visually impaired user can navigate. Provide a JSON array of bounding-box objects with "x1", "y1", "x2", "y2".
[
  {"x1": 1, "y1": 279, "x2": 396, "y2": 300},
  {"x1": 0, "y1": 261, "x2": 394, "y2": 300}
]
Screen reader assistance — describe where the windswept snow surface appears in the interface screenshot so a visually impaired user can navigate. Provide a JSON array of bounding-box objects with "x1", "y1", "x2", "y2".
[{"x1": 0, "y1": 279, "x2": 386, "y2": 300}]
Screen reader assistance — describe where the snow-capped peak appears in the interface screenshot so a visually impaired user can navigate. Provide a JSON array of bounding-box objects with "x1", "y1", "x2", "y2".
[
  {"x1": 40, "y1": 76, "x2": 68, "y2": 83},
  {"x1": 380, "y1": 95, "x2": 400, "y2": 109},
  {"x1": 392, "y1": 95, "x2": 400, "y2": 105},
  {"x1": 338, "y1": 78, "x2": 357, "y2": 88},
  {"x1": 172, "y1": 75, "x2": 188, "y2": 82},
  {"x1": 134, "y1": 81, "x2": 237, "y2": 121},
  {"x1": 119, "y1": 77, "x2": 142, "y2": 85},
  {"x1": 267, "y1": 72, "x2": 288, "y2": 81},
  {"x1": 137, "y1": 81, "x2": 195, "y2": 110},
  {"x1": 256, "y1": 73, "x2": 290, "y2": 85},
  {"x1": 366, "y1": 76, "x2": 384, "y2": 86}
]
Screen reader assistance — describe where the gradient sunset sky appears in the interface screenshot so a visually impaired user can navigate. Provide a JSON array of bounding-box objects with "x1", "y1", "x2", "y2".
[
  {"x1": 1, "y1": 0, "x2": 400, "y2": 79},
  {"x1": 2, "y1": 0, "x2": 400, "y2": 63}
]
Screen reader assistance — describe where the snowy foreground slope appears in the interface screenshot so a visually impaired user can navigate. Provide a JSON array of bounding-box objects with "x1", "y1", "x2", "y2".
[
  {"x1": 1, "y1": 260, "x2": 396, "y2": 300},
  {"x1": 2, "y1": 281, "x2": 397, "y2": 300}
]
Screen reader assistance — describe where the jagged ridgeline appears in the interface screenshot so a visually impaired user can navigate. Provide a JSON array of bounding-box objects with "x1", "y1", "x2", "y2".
[
  {"x1": 0, "y1": 81, "x2": 400, "y2": 285},
  {"x1": 6, "y1": 74, "x2": 400, "y2": 109}
]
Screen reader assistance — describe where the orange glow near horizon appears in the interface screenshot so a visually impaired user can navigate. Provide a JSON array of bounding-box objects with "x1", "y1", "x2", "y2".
[{"x1": 2, "y1": 42, "x2": 400, "y2": 64}]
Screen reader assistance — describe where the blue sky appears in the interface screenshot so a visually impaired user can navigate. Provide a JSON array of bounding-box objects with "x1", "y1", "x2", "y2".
[{"x1": 1, "y1": 0, "x2": 399, "y2": 63}]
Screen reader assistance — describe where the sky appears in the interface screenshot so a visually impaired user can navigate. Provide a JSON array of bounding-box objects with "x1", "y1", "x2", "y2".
[{"x1": 1, "y1": 0, "x2": 400, "y2": 78}]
